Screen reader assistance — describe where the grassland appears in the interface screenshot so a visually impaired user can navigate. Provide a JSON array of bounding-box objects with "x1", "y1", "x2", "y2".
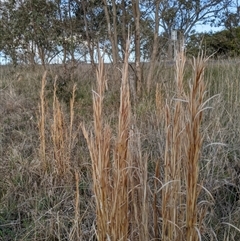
[{"x1": 0, "y1": 54, "x2": 240, "y2": 241}]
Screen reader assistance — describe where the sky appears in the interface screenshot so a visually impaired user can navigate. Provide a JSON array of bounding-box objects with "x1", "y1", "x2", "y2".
[{"x1": 195, "y1": 24, "x2": 224, "y2": 33}]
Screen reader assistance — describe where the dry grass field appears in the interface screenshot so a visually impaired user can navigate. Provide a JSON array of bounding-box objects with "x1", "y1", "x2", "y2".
[{"x1": 0, "y1": 53, "x2": 240, "y2": 240}]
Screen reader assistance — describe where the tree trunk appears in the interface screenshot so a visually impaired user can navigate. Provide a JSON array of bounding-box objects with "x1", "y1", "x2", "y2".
[
  {"x1": 112, "y1": 0, "x2": 118, "y2": 64},
  {"x1": 120, "y1": 0, "x2": 127, "y2": 60},
  {"x1": 146, "y1": 0, "x2": 160, "y2": 93},
  {"x1": 82, "y1": 0, "x2": 96, "y2": 71},
  {"x1": 62, "y1": 42, "x2": 67, "y2": 66},
  {"x1": 26, "y1": 41, "x2": 36, "y2": 67},
  {"x1": 132, "y1": 0, "x2": 141, "y2": 94},
  {"x1": 68, "y1": 0, "x2": 75, "y2": 63},
  {"x1": 103, "y1": 0, "x2": 119, "y2": 80},
  {"x1": 38, "y1": 45, "x2": 46, "y2": 70}
]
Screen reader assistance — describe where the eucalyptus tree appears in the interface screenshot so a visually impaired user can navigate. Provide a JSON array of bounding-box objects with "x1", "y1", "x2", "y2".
[
  {"x1": 0, "y1": 0, "x2": 24, "y2": 66},
  {"x1": 0, "y1": 0, "x2": 59, "y2": 68},
  {"x1": 187, "y1": 26, "x2": 240, "y2": 57},
  {"x1": 25, "y1": 0, "x2": 59, "y2": 68},
  {"x1": 160, "y1": 0, "x2": 232, "y2": 56},
  {"x1": 141, "y1": 0, "x2": 161, "y2": 92},
  {"x1": 140, "y1": 0, "x2": 232, "y2": 61},
  {"x1": 55, "y1": 0, "x2": 78, "y2": 65},
  {"x1": 71, "y1": 0, "x2": 106, "y2": 68}
]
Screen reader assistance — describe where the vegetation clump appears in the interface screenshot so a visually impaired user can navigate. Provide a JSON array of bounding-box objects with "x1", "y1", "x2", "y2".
[{"x1": 1, "y1": 50, "x2": 240, "y2": 240}]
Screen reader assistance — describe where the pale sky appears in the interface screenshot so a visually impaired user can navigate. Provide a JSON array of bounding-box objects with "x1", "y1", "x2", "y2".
[{"x1": 194, "y1": 24, "x2": 224, "y2": 33}]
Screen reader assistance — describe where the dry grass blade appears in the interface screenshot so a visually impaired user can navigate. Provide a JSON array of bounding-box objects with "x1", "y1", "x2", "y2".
[
  {"x1": 38, "y1": 71, "x2": 47, "y2": 171},
  {"x1": 162, "y1": 53, "x2": 186, "y2": 241},
  {"x1": 111, "y1": 41, "x2": 131, "y2": 241},
  {"x1": 81, "y1": 57, "x2": 113, "y2": 240},
  {"x1": 185, "y1": 53, "x2": 207, "y2": 241},
  {"x1": 51, "y1": 76, "x2": 70, "y2": 176},
  {"x1": 129, "y1": 127, "x2": 149, "y2": 241},
  {"x1": 81, "y1": 41, "x2": 131, "y2": 241},
  {"x1": 38, "y1": 71, "x2": 78, "y2": 178},
  {"x1": 162, "y1": 52, "x2": 210, "y2": 241},
  {"x1": 69, "y1": 83, "x2": 77, "y2": 152}
]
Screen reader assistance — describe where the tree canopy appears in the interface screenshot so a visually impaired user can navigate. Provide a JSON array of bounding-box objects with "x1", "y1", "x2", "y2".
[
  {"x1": 0, "y1": 0, "x2": 238, "y2": 66},
  {"x1": 187, "y1": 26, "x2": 240, "y2": 57}
]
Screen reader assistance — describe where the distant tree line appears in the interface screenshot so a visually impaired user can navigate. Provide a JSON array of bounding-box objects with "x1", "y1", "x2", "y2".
[
  {"x1": 187, "y1": 26, "x2": 240, "y2": 57},
  {"x1": 0, "y1": 0, "x2": 238, "y2": 89}
]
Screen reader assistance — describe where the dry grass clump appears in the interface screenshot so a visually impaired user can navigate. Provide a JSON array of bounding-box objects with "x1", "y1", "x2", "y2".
[
  {"x1": 81, "y1": 49, "x2": 214, "y2": 241},
  {"x1": 82, "y1": 46, "x2": 131, "y2": 240},
  {"x1": 0, "y1": 66, "x2": 92, "y2": 240},
  {"x1": 160, "y1": 52, "x2": 212, "y2": 241},
  {"x1": 1, "y1": 54, "x2": 240, "y2": 240},
  {"x1": 82, "y1": 43, "x2": 150, "y2": 240},
  {"x1": 38, "y1": 71, "x2": 79, "y2": 178}
]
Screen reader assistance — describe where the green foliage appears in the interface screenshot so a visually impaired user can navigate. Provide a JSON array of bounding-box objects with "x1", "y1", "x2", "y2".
[
  {"x1": 0, "y1": 0, "x2": 232, "y2": 65},
  {"x1": 0, "y1": 0, "x2": 59, "y2": 65},
  {"x1": 74, "y1": 0, "x2": 106, "y2": 40},
  {"x1": 187, "y1": 26, "x2": 240, "y2": 57},
  {"x1": 159, "y1": 0, "x2": 228, "y2": 37}
]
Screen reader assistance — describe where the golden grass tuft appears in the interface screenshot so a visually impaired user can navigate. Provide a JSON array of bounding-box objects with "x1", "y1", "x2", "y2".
[
  {"x1": 161, "y1": 52, "x2": 211, "y2": 241},
  {"x1": 185, "y1": 53, "x2": 208, "y2": 241},
  {"x1": 128, "y1": 128, "x2": 149, "y2": 241},
  {"x1": 38, "y1": 71, "x2": 78, "y2": 178},
  {"x1": 82, "y1": 50, "x2": 213, "y2": 240},
  {"x1": 81, "y1": 58, "x2": 112, "y2": 240},
  {"x1": 81, "y1": 42, "x2": 151, "y2": 240},
  {"x1": 82, "y1": 42, "x2": 131, "y2": 240},
  {"x1": 162, "y1": 52, "x2": 186, "y2": 241}
]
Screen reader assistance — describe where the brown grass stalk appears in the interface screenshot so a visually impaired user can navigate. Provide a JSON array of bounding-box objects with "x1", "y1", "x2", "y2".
[
  {"x1": 69, "y1": 83, "x2": 77, "y2": 152},
  {"x1": 71, "y1": 171, "x2": 81, "y2": 239},
  {"x1": 38, "y1": 71, "x2": 47, "y2": 171},
  {"x1": 128, "y1": 128, "x2": 149, "y2": 241},
  {"x1": 162, "y1": 52, "x2": 186, "y2": 241},
  {"x1": 38, "y1": 72, "x2": 77, "y2": 177},
  {"x1": 155, "y1": 83, "x2": 165, "y2": 124},
  {"x1": 50, "y1": 77, "x2": 77, "y2": 178},
  {"x1": 162, "y1": 52, "x2": 209, "y2": 241},
  {"x1": 110, "y1": 42, "x2": 131, "y2": 241},
  {"x1": 185, "y1": 54, "x2": 207, "y2": 241},
  {"x1": 81, "y1": 58, "x2": 112, "y2": 240},
  {"x1": 153, "y1": 158, "x2": 161, "y2": 240},
  {"x1": 51, "y1": 76, "x2": 70, "y2": 176},
  {"x1": 82, "y1": 42, "x2": 131, "y2": 240},
  {"x1": 68, "y1": 171, "x2": 82, "y2": 240}
]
